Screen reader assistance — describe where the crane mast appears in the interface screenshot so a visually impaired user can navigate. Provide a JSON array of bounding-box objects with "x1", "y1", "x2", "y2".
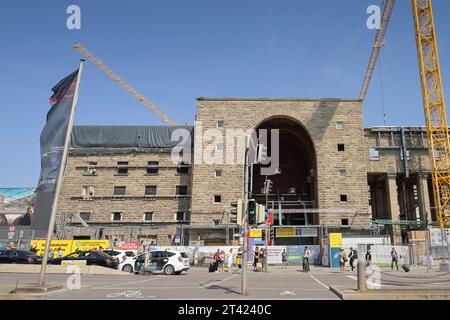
[
  {"x1": 73, "y1": 43, "x2": 176, "y2": 126},
  {"x1": 412, "y1": 0, "x2": 450, "y2": 228}
]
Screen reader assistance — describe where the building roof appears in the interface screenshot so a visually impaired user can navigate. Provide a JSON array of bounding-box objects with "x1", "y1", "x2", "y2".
[
  {"x1": 70, "y1": 125, "x2": 194, "y2": 155},
  {"x1": 196, "y1": 97, "x2": 362, "y2": 102}
]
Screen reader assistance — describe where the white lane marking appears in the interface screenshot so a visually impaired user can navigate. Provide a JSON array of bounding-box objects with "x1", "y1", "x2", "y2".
[
  {"x1": 201, "y1": 274, "x2": 239, "y2": 288},
  {"x1": 309, "y1": 274, "x2": 330, "y2": 289},
  {"x1": 346, "y1": 275, "x2": 357, "y2": 280},
  {"x1": 280, "y1": 290, "x2": 295, "y2": 296}
]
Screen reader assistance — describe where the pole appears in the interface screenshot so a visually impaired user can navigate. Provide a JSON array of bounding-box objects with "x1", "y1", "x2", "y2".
[
  {"x1": 38, "y1": 60, "x2": 84, "y2": 287},
  {"x1": 357, "y1": 261, "x2": 367, "y2": 291},
  {"x1": 241, "y1": 147, "x2": 249, "y2": 296},
  {"x1": 264, "y1": 177, "x2": 269, "y2": 273}
]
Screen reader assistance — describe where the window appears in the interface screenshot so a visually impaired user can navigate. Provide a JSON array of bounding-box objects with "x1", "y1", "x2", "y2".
[
  {"x1": 86, "y1": 161, "x2": 97, "y2": 175},
  {"x1": 112, "y1": 212, "x2": 122, "y2": 221},
  {"x1": 215, "y1": 169, "x2": 222, "y2": 177},
  {"x1": 338, "y1": 144, "x2": 345, "y2": 152},
  {"x1": 176, "y1": 186, "x2": 188, "y2": 196},
  {"x1": 341, "y1": 218, "x2": 349, "y2": 226},
  {"x1": 145, "y1": 186, "x2": 157, "y2": 196},
  {"x1": 79, "y1": 212, "x2": 91, "y2": 222},
  {"x1": 369, "y1": 148, "x2": 380, "y2": 161},
  {"x1": 213, "y1": 220, "x2": 220, "y2": 226},
  {"x1": 143, "y1": 212, "x2": 154, "y2": 222},
  {"x1": 177, "y1": 163, "x2": 189, "y2": 174},
  {"x1": 176, "y1": 211, "x2": 188, "y2": 222},
  {"x1": 82, "y1": 186, "x2": 94, "y2": 200},
  {"x1": 340, "y1": 194, "x2": 348, "y2": 202},
  {"x1": 117, "y1": 162, "x2": 129, "y2": 175},
  {"x1": 336, "y1": 121, "x2": 344, "y2": 129},
  {"x1": 214, "y1": 195, "x2": 222, "y2": 203},
  {"x1": 338, "y1": 169, "x2": 346, "y2": 177},
  {"x1": 114, "y1": 186, "x2": 126, "y2": 197},
  {"x1": 147, "y1": 161, "x2": 159, "y2": 174},
  {"x1": 217, "y1": 121, "x2": 225, "y2": 129}
]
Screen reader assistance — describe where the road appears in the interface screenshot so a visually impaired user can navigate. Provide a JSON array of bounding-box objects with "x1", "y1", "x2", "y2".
[{"x1": 1, "y1": 265, "x2": 449, "y2": 300}]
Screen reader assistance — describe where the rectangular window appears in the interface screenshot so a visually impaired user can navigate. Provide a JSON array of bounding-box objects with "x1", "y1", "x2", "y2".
[
  {"x1": 144, "y1": 212, "x2": 154, "y2": 222},
  {"x1": 336, "y1": 121, "x2": 344, "y2": 129},
  {"x1": 340, "y1": 194, "x2": 348, "y2": 202},
  {"x1": 147, "y1": 161, "x2": 159, "y2": 174},
  {"x1": 117, "y1": 162, "x2": 129, "y2": 175},
  {"x1": 114, "y1": 186, "x2": 126, "y2": 197},
  {"x1": 145, "y1": 186, "x2": 157, "y2": 196},
  {"x1": 112, "y1": 212, "x2": 122, "y2": 221},
  {"x1": 338, "y1": 144, "x2": 345, "y2": 152},
  {"x1": 213, "y1": 220, "x2": 220, "y2": 226},
  {"x1": 338, "y1": 169, "x2": 346, "y2": 177},
  {"x1": 176, "y1": 186, "x2": 188, "y2": 196},
  {"x1": 176, "y1": 212, "x2": 188, "y2": 222},
  {"x1": 215, "y1": 169, "x2": 222, "y2": 177},
  {"x1": 341, "y1": 218, "x2": 349, "y2": 226},
  {"x1": 177, "y1": 164, "x2": 189, "y2": 174},
  {"x1": 79, "y1": 212, "x2": 91, "y2": 222},
  {"x1": 82, "y1": 186, "x2": 94, "y2": 199},
  {"x1": 369, "y1": 148, "x2": 380, "y2": 161},
  {"x1": 214, "y1": 195, "x2": 222, "y2": 203},
  {"x1": 86, "y1": 161, "x2": 97, "y2": 175},
  {"x1": 217, "y1": 121, "x2": 225, "y2": 129}
]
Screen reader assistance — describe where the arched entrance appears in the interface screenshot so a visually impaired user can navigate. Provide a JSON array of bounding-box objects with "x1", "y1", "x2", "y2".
[{"x1": 252, "y1": 117, "x2": 318, "y2": 245}]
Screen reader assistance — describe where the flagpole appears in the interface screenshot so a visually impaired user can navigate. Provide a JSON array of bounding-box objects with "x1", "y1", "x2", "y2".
[{"x1": 38, "y1": 60, "x2": 85, "y2": 287}]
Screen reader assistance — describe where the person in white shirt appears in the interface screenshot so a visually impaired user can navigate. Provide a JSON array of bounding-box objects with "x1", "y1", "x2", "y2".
[{"x1": 303, "y1": 247, "x2": 312, "y2": 272}]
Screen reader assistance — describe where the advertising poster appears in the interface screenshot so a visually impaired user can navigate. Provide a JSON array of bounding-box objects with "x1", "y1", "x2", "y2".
[
  {"x1": 266, "y1": 246, "x2": 286, "y2": 264},
  {"x1": 287, "y1": 245, "x2": 320, "y2": 265},
  {"x1": 30, "y1": 239, "x2": 73, "y2": 258}
]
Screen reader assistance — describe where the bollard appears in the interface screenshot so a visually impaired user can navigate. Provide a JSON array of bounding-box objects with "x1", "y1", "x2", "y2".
[{"x1": 357, "y1": 261, "x2": 367, "y2": 292}]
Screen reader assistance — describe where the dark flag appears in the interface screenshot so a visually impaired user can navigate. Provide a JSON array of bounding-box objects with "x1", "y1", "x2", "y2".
[{"x1": 32, "y1": 70, "x2": 80, "y2": 233}]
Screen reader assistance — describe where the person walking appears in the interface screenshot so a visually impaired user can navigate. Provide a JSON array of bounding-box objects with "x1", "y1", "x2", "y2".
[
  {"x1": 219, "y1": 250, "x2": 225, "y2": 272},
  {"x1": 236, "y1": 246, "x2": 243, "y2": 272},
  {"x1": 259, "y1": 248, "x2": 266, "y2": 272},
  {"x1": 281, "y1": 249, "x2": 288, "y2": 269},
  {"x1": 253, "y1": 246, "x2": 259, "y2": 271},
  {"x1": 348, "y1": 247, "x2": 358, "y2": 271},
  {"x1": 391, "y1": 248, "x2": 399, "y2": 271},
  {"x1": 339, "y1": 249, "x2": 347, "y2": 272},
  {"x1": 213, "y1": 249, "x2": 221, "y2": 273},
  {"x1": 226, "y1": 249, "x2": 233, "y2": 272},
  {"x1": 365, "y1": 249, "x2": 372, "y2": 268},
  {"x1": 303, "y1": 246, "x2": 312, "y2": 272}
]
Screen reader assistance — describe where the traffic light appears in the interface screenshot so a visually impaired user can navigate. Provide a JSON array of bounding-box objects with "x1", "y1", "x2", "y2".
[
  {"x1": 248, "y1": 199, "x2": 257, "y2": 225},
  {"x1": 269, "y1": 227, "x2": 275, "y2": 244},
  {"x1": 230, "y1": 199, "x2": 243, "y2": 226},
  {"x1": 257, "y1": 204, "x2": 266, "y2": 224},
  {"x1": 264, "y1": 179, "x2": 272, "y2": 194}
]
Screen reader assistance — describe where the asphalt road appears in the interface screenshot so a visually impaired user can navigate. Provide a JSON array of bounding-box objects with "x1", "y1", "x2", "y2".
[{"x1": 1, "y1": 266, "x2": 449, "y2": 300}]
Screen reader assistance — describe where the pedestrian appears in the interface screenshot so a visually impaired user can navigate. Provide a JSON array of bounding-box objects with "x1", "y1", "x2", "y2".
[
  {"x1": 226, "y1": 249, "x2": 233, "y2": 271},
  {"x1": 20, "y1": 207, "x2": 33, "y2": 226},
  {"x1": 236, "y1": 246, "x2": 243, "y2": 272},
  {"x1": 259, "y1": 248, "x2": 266, "y2": 272},
  {"x1": 281, "y1": 249, "x2": 288, "y2": 269},
  {"x1": 348, "y1": 247, "x2": 358, "y2": 271},
  {"x1": 391, "y1": 247, "x2": 399, "y2": 271},
  {"x1": 303, "y1": 246, "x2": 312, "y2": 272},
  {"x1": 219, "y1": 250, "x2": 225, "y2": 272},
  {"x1": 339, "y1": 249, "x2": 347, "y2": 272},
  {"x1": 57, "y1": 247, "x2": 63, "y2": 258},
  {"x1": 213, "y1": 249, "x2": 221, "y2": 273},
  {"x1": 253, "y1": 246, "x2": 259, "y2": 271},
  {"x1": 365, "y1": 249, "x2": 372, "y2": 267},
  {"x1": 48, "y1": 248, "x2": 55, "y2": 259}
]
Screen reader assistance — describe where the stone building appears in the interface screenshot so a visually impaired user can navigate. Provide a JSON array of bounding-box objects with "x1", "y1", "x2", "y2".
[{"x1": 53, "y1": 98, "x2": 434, "y2": 246}]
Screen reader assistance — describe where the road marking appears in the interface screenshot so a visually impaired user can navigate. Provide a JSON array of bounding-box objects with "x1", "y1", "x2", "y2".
[
  {"x1": 200, "y1": 274, "x2": 239, "y2": 288},
  {"x1": 280, "y1": 291, "x2": 295, "y2": 296},
  {"x1": 100, "y1": 276, "x2": 163, "y2": 288},
  {"x1": 346, "y1": 275, "x2": 357, "y2": 280},
  {"x1": 309, "y1": 274, "x2": 329, "y2": 289}
]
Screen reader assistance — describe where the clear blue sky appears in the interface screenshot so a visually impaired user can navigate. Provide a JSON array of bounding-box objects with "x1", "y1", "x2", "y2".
[{"x1": 1, "y1": 0, "x2": 450, "y2": 187}]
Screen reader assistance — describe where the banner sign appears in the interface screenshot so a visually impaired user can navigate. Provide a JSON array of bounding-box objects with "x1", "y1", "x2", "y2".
[
  {"x1": 329, "y1": 233, "x2": 342, "y2": 248},
  {"x1": 250, "y1": 229, "x2": 263, "y2": 238},
  {"x1": 276, "y1": 227, "x2": 318, "y2": 238},
  {"x1": 30, "y1": 240, "x2": 109, "y2": 258}
]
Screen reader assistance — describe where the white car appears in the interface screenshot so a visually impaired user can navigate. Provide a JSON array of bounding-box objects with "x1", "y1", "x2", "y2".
[
  {"x1": 102, "y1": 250, "x2": 137, "y2": 272},
  {"x1": 132, "y1": 250, "x2": 189, "y2": 275}
]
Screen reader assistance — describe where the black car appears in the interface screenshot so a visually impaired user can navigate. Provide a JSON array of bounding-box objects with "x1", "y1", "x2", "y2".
[
  {"x1": 0, "y1": 250, "x2": 42, "y2": 264},
  {"x1": 48, "y1": 250, "x2": 118, "y2": 268}
]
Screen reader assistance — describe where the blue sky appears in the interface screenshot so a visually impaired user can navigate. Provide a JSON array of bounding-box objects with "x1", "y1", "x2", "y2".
[{"x1": 1, "y1": 0, "x2": 450, "y2": 187}]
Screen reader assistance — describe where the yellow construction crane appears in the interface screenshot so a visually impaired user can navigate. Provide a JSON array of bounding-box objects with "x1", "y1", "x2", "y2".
[
  {"x1": 412, "y1": 0, "x2": 450, "y2": 228},
  {"x1": 73, "y1": 43, "x2": 176, "y2": 126}
]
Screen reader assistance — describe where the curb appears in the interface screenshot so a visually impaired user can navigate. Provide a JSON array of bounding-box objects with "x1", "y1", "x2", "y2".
[{"x1": 329, "y1": 286, "x2": 450, "y2": 300}]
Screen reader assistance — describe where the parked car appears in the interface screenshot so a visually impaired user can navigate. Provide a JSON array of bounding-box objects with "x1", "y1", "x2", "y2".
[
  {"x1": 0, "y1": 250, "x2": 42, "y2": 264},
  {"x1": 103, "y1": 249, "x2": 136, "y2": 273},
  {"x1": 48, "y1": 250, "x2": 118, "y2": 268},
  {"x1": 134, "y1": 250, "x2": 189, "y2": 275}
]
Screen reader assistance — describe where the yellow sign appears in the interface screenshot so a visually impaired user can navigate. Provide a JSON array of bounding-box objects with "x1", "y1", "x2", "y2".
[
  {"x1": 70, "y1": 240, "x2": 109, "y2": 252},
  {"x1": 250, "y1": 229, "x2": 262, "y2": 238},
  {"x1": 276, "y1": 227, "x2": 295, "y2": 238},
  {"x1": 329, "y1": 233, "x2": 342, "y2": 248},
  {"x1": 29, "y1": 240, "x2": 73, "y2": 258},
  {"x1": 29, "y1": 240, "x2": 109, "y2": 258}
]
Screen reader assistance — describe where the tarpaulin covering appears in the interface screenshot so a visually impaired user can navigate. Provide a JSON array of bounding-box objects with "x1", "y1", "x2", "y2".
[{"x1": 69, "y1": 125, "x2": 194, "y2": 154}]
